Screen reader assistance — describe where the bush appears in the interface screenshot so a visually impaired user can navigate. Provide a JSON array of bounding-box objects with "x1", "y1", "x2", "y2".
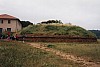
[
  {"x1": 45, "y1": 25, "x2": 58, "y2": 31},
  {"x1": 47, "y1": 44, "x2": 55, "y2": 48}
]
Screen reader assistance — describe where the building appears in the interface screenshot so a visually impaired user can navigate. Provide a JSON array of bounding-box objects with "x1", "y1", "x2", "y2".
[{"x1": 0, "y1": 14, "x2": 22, "y2": 33}]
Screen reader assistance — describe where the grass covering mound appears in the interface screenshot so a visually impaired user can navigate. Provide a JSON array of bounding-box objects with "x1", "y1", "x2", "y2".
[
  {"x1": 19, "y1": 25, "x2": 96, "y2": 38},
  {"x1": 0, "y1": 41, "x2": 82, "y2": 67}
]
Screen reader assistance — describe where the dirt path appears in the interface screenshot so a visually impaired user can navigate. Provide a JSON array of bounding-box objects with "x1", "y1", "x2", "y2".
[{"x1": 28, "y1": 42, "x2": 100, "y2": 67}]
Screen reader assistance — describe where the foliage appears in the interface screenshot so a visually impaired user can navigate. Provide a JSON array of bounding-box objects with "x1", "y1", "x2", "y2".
[
  {"x1": 20, "y1": 21, "x2": 33, "y2": 28},
  {"x1": 41, "y1": 20, "x2": 63, "y2": 24},
  {"x1": 47, "y1": 44, "x2": 55, "y2": 48},
  {"x1": 0, "y1": 31, "x2": 13, "y2": 39},
  {"x1": 89, "y1": 30, "x2": 100, "y2": 39}
]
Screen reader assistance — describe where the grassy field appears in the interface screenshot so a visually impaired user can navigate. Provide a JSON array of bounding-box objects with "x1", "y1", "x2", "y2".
[
  {"x1": 0, "y1": 41, "x2": 83, "y2": 67},
  {"x1": 43, "y1": 40, "x2": 100, "y2": 63}
]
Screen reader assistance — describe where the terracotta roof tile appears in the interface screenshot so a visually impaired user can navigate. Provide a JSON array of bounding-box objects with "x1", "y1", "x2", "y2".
[{"x1": 0, "y1": 14, "x2": 19, "y2": 19}]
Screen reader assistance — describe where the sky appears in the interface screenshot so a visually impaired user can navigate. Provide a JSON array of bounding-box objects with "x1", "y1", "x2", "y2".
[{"x1": 0, "y1": 0, "x2": 100, "y2": 30}]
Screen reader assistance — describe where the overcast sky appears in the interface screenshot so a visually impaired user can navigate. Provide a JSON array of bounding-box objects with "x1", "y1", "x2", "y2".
[{"x1": 0, "y1": 0, "x2": 100, "y2": 30}]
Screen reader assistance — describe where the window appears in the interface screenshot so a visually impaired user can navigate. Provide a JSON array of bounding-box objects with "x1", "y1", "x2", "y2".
[
  {"x1": 0, "y1": 28, "x2": 3, "y2": 33},
  {"x1": 0, "y1": 20, "x2": 3, "y2": 24},
  {"x1": 7, "y1": 28, "x2": 11, "y2": 32},
  {"x1": 8, "y1": 20, "x2": 11, "y2": 24}
]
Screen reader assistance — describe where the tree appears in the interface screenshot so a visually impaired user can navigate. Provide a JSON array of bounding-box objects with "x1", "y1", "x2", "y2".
[
  {"x1": 20, "y1": 21, "x2": 33, "y2": 28},
  {"x1": 41, "y1": 20, "x2": 63, "y2": 24},
  {"x1": 89, "y1": 30, "x2": 100, "y2": 39}
]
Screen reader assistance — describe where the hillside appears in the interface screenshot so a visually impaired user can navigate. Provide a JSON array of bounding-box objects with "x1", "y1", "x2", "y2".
[
  {"x1": 19, "y1": 25, "x2": 96, "y2": 38},
  {"x1": 89, "y1": 30, "x2": 100, "y2": 39}
]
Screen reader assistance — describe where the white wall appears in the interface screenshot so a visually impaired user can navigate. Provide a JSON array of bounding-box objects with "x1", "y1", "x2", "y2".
[{"x1": 0, "y1": 19, "x2": 22, "y2": 32}]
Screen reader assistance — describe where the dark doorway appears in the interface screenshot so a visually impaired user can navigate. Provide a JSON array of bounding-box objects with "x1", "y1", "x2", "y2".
[
  {"x1": 0, "y1": 28, "x2": 2, "y2": 33},
  {"x1": 7, "y1": 28, "x2": 11, "y2": 32}
]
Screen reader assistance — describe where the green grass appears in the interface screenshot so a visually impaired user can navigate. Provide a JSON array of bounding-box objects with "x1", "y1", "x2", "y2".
[
  {"x1": 43, "y1": 40, "x2": 100, "y2": 63},
  {"x1": 19, "y1": 25, "x2": 96, "y2": 38},
  {"x1": 0, "y1": 41, "x2": 83, "y2": 67}
]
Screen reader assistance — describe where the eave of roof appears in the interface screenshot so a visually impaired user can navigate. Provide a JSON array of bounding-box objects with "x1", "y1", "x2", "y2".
[{"x1": 0, "y1": 14, "x2": 19, "y2": 20}]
